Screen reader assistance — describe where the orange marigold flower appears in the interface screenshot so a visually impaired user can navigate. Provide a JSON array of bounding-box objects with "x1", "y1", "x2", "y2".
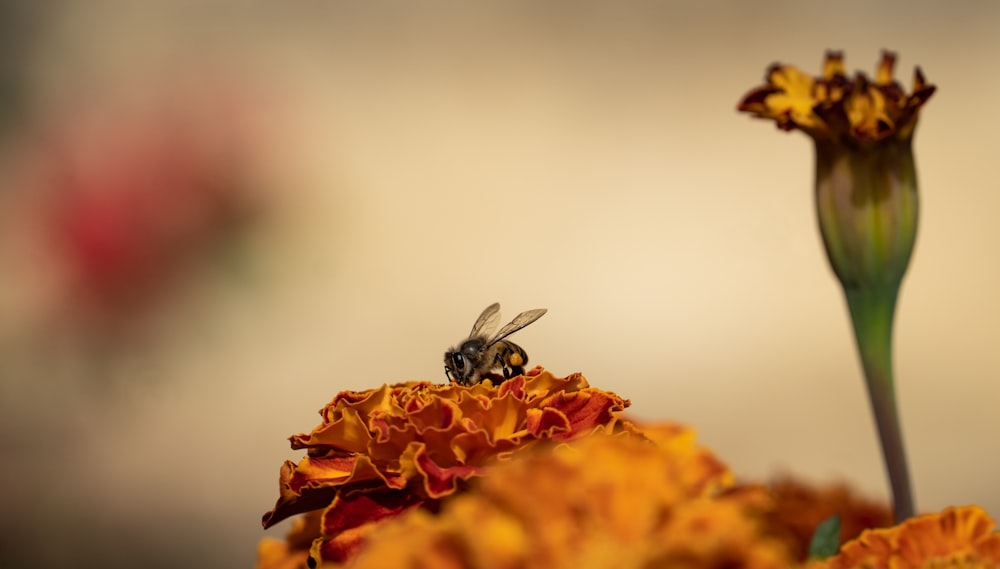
[
  {"x1": 333, "y1": 427, "x2": 794, "y2": 569},
  {"x1": 730, "y1": 477, "x2": 893, "y2": 561},
  {"x1": 822, "y1": 506, "x2": 1000, "y2": 569},
  {"x1": 737, "y1": 51, "x2": 935, "y2": 143},
  {"x1": 260, "y1": 368, "x2": 631, "y2": 566}
]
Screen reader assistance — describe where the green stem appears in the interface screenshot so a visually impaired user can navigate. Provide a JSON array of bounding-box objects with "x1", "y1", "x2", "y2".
[{"x1": 843, "y1": 286, "x2": 914, "y2": 522}]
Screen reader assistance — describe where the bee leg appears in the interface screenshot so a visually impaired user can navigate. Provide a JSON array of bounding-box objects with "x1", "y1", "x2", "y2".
[
  {"x1": 491, "y1": 353, "x2": 509, "y2": 379},
  {"x1": 499, "y1": 362, "x2": 524, "y2": 379}
]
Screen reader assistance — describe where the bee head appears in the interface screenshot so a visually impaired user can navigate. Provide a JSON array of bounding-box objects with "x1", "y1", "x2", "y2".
[
  {"x1": 443, "y1": 350, "x2": 470, "y2": 383},
  {"x1": 444, "y1": 339, "x2": 485, "y2": 385}
]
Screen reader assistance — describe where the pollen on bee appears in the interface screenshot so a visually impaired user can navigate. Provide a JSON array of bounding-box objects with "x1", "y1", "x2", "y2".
[{"x1": 508, "y1": 353, "x2": 524, "y2": 366}]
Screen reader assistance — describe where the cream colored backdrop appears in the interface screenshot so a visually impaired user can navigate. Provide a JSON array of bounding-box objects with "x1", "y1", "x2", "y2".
[{"x1": 1, "y1": 2, "x2": 998, "y2": 568}]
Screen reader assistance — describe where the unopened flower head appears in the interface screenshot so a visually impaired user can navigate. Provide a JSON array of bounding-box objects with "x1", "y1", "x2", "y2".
[
  {"x1": 739, "y1": 51, "x2": 935, "y2": 292},
  {"x1": 738, "y1": 51, "x2": 937, "y2": 522}
]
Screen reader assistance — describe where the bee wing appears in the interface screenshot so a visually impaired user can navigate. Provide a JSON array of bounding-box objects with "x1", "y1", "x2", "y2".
[
  {"x1": 469, "y1": 302, "x2": 502, "y2": 339},
  {"x1": 488, "y1": 308, "x2": 547, "y2": 345}
]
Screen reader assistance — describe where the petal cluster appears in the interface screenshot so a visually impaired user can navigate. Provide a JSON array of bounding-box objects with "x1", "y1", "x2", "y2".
[
  {"x1": 730, "y1": 477, "x2": 893, "y2": 561},
  {"x1": 260, "y1": 368, "x2": 631, "y2": 565},
  {"x1": 821, "y1": 506, "x2": 1000, "y2": 569},
  {"x1": 336, "y1": 426, "x2": 791, "y2": 569},
  {"x1": 256, "y1": 511, "x2": 321, "y2": 569},
  {"x1": 737, "y1": 51, "x2": 935, "y2": 144}
]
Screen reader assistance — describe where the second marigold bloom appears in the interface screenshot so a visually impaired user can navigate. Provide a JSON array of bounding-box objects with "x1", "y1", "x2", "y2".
[
  {"x1": 341, "y1": 425, "x2": 787, "y2": 569},
  {"x1": 260, "y1": 368, "x2": 631, "y2": 565}
]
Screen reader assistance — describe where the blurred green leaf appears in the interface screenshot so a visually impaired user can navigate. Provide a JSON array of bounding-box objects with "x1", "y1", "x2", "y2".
[{"x1": 808, "y1": 514, "x2": 841, "y2": 560}]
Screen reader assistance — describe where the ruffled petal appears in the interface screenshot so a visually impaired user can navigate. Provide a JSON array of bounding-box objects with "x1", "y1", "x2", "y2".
[{"x1": 738, "y1": 51, "x2": 935, "y2": 144}]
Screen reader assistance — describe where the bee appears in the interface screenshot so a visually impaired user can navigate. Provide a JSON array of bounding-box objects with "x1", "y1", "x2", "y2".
[{"x1": 444, "y1": 302, "x2": 547, "y2": 385}]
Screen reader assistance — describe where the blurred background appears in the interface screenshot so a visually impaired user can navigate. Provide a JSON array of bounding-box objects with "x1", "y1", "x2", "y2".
[{"x1": 1, "y1": 1, "x2": 998, "y2": 567}]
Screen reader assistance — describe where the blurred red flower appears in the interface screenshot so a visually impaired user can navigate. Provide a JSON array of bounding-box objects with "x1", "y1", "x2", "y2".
[{"x1": 19, "y1": 92, "x2": 262, "y2": 336}]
